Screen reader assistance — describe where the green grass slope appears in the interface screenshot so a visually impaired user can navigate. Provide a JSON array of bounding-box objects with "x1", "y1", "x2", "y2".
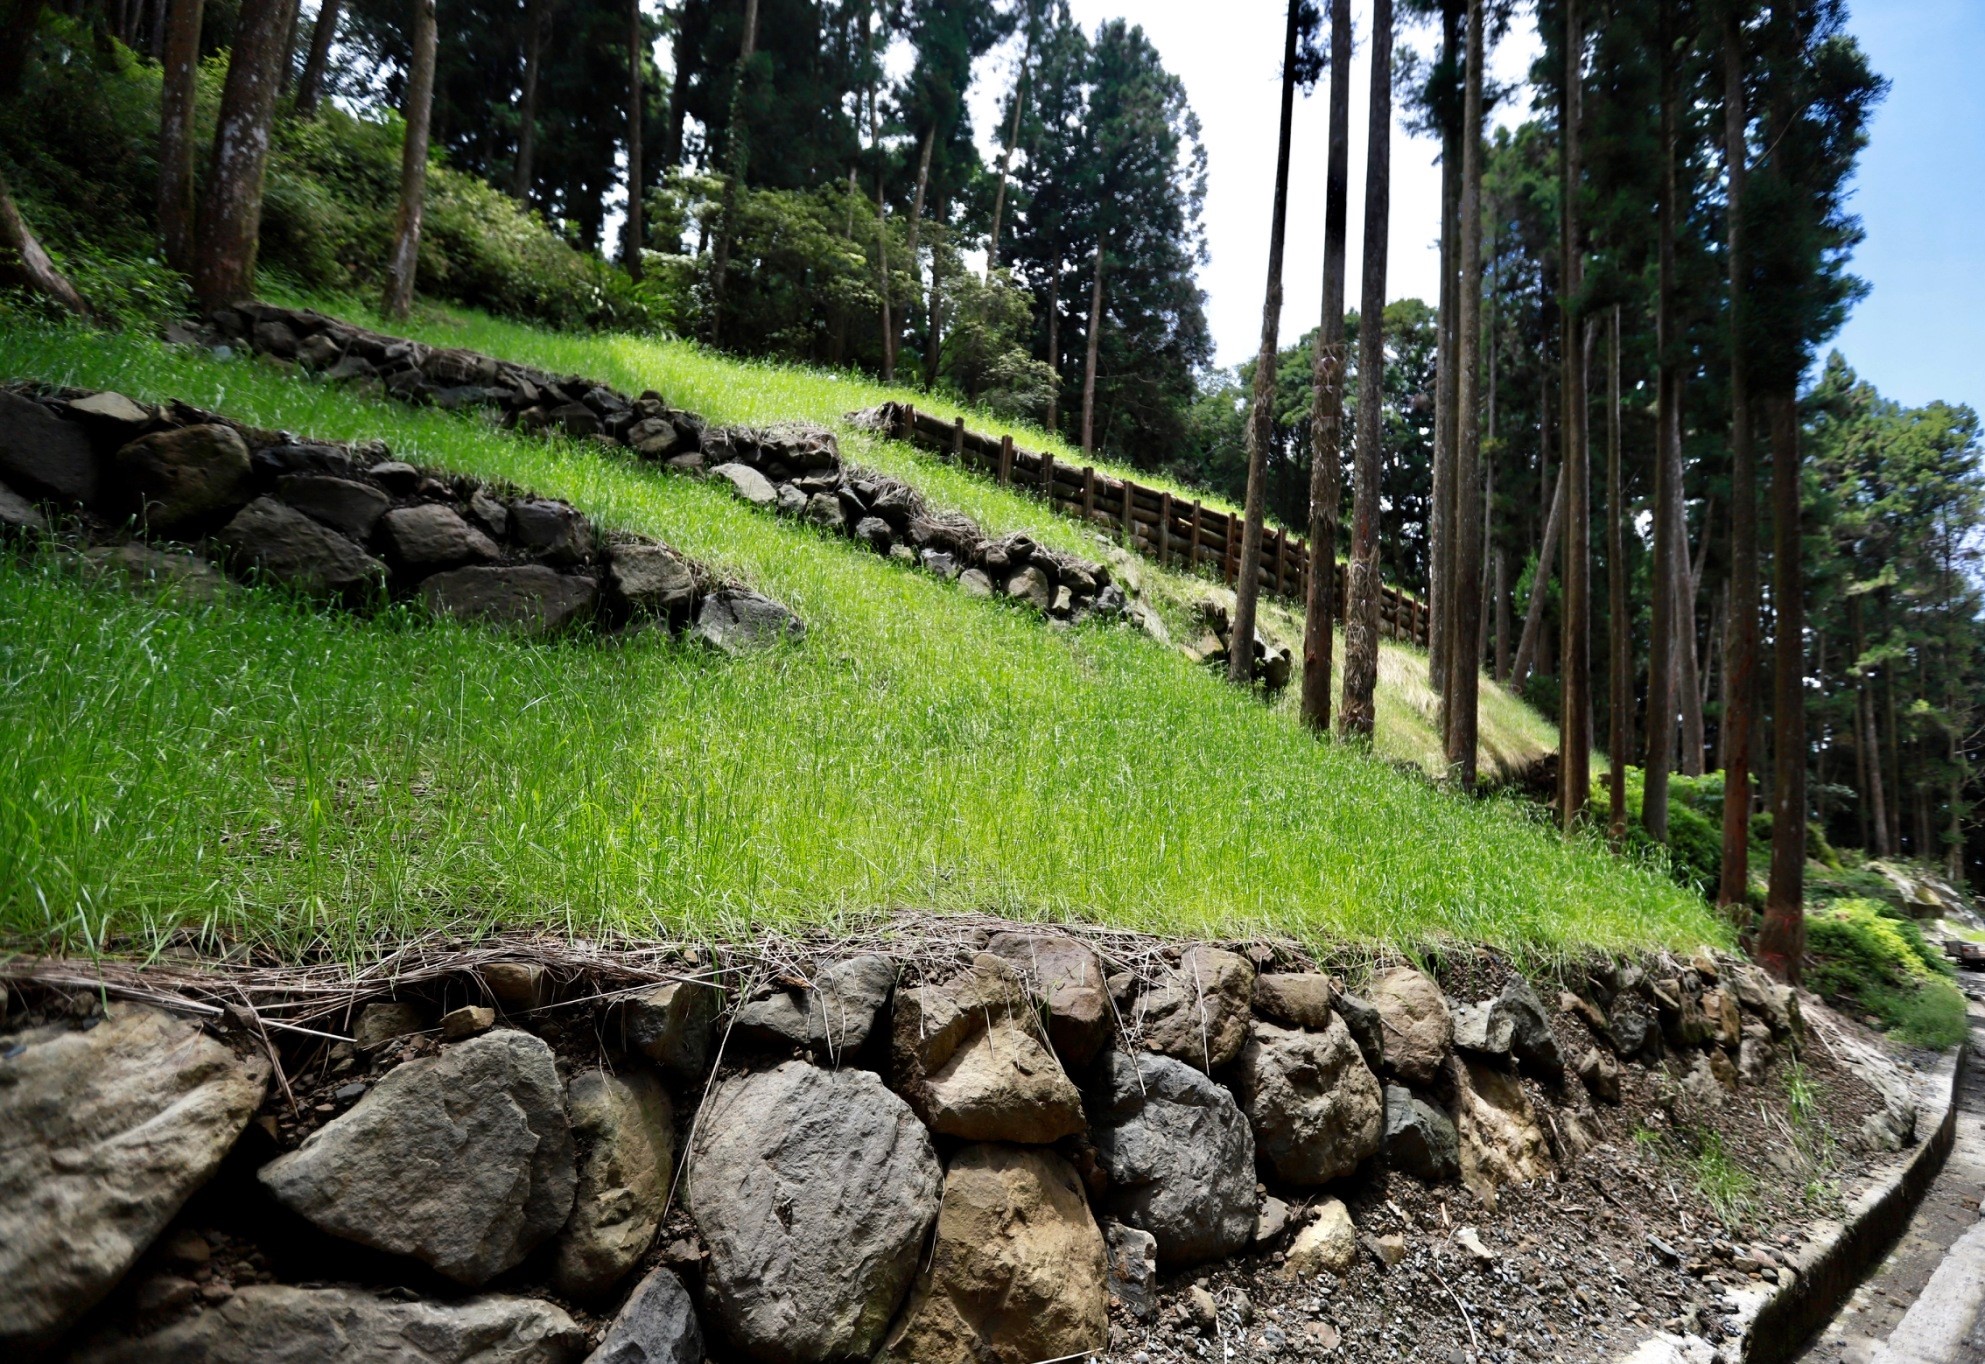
[{"x1": 0, "y1": 318, "x2": 1717, "y2": 960}]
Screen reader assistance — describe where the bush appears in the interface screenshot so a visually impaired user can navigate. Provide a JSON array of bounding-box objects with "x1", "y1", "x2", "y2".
[
  {"x1": 1806, "y1": 898, "x2": 1967, "y2": 1049},
  {"x1": 1589, "y1": 766, "x2": 1723, "y2": 895}
]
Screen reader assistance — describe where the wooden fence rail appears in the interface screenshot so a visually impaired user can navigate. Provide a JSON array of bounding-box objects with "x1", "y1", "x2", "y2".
[{"x1": 882, "y1": 404, "x2": 1431, "y2": 649}]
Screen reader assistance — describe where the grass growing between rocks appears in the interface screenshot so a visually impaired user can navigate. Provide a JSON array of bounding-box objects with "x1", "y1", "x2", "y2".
[{"x1": 0, "y1": 319, "x2": 1718, "y2": 961}]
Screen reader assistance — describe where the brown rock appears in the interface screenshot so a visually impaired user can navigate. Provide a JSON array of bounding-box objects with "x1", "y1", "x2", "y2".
[
  {"x1": 1252, "y1": 973, "x2": 1338, "y2": 1031},
  {"x1": 440, "y1": 1006, "x2": 495, "y2": 1039},
  {"x1": 353, "y1": 1002, "x2": 425, "y2": 1051},
  {"x1": 1284, "y1": 1198, "x2": 1358, "y2": 1278},
  {"x1": 1366, "y1": 966, "x2": 1453, "y2": 1086},
  {"x1": 114, "y1": 424, "x2": 254, "y2": 531},
  {"x1": 1577, "y1": 1047, "x2": 1622, "y2": 1104},
  {"x1": 1448, "y1": 1055, "x2": 1550, "y2": 1210},
  {"x1": 984, "y1": 932, "x2": 1114, "y2": 1067},
  {"x1": 891, "y1": 955, "x2": 1085, "y2": 1144},
  {"x1": 481, "y1": 962, "x2": 548, "y2": 1012},
  {"x1": 1135, "y1": 945, "x2": 1256, "y2": 1072},
  {"x1": 876, "y1": 1145, "x2": 1108, "y2": 1364},
  {"x1": 622, "y1": 981, "x2": 720, "y2": 1080}
]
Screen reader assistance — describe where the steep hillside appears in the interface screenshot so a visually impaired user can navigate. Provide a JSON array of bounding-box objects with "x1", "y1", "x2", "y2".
[{"x1": 0, "y1": 316, "x2": 1709, "y2": 958}]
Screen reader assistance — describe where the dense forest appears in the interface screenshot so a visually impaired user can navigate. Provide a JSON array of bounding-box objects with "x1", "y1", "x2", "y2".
[{"x1": 1, "y1": 0, "x2": 1982, "y2": 964}]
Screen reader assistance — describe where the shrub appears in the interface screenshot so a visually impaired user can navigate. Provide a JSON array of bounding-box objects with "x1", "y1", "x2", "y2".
[
  {"x1": 1806, "y1": 898, "x2": 1966, "y2": 1049},
  {"x1": 1589, "y1": 766, "x2": 1722, "y2": 896}
]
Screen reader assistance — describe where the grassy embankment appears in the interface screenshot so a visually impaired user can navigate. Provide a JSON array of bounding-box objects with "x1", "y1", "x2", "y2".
[{"x1": 0, "y1": 313, "x2": 1717, "y2": 960}]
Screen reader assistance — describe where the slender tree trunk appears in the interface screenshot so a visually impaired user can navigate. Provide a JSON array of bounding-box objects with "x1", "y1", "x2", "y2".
[
  {"x1": 1853, "y1": 596, "x2": 1891, "y2": 856},
  {"x1": 1429, "y1": 0, "x2": 1462, "y2": 701},
  {"x1": 1080, "y1": 246, "x2": 1103, "y2": 454},
  {"x1": 1494, "y1": 548, "x2": 1510, "y2": 680},
  {"x1": 1882, "y1": 596, "x2": 1903, "y2": 853},
  {"x1": 922, "y1": 197, "x2": 945, "y2": 389},
  {"x1": 1558, "y1": 0, "x2": 1589, "y2": 826},
  {"x1": 278, "y1": 0, "x2": 301, "y2": 93},
  {"x1": 192, "y1": 0, "x2": 299, "y2": 310},
  {"x1": 0, "y1": 168, "x2": 90, "y2": 315},
  {"x1": 864, "y1": 50, "x2": 895, "y2": 382},
  {"x1": 1673, "y1": 421, "x2": 1707, "y2": 775},
  {"x1": 0, "y1": 0, "x2": 40, "y2": 103},
  {"x1": 294, "y1": 0, "x2": 340, "y2": 116},
  {"x1": 623, "y1": 0, "x2": 643, "y2": 279},
  {"x1": 1719, "y1": 7, "x2": 1759, "y2": 902},
  {"x1": 1230, "y1": 0, "x2": 1304, "y2": 688},
  {"x1": 1758, "y1": 388, "x2": 1806, "y2": 982},
  {"x1": 381, "y1": 0, "x2": 435, "y2": 319},
  {"x1": 1607, "y1": 304, "x2": 1629, "y2": 845},
  {"x1": 1511, "y1": 460, "x2": 1566, "y2": 693},
  {"x1": 707, "y1": 0, "x2": 760, "y2": 345},
  {"x1": 1444, "y1": 0, "x2": 1486, "y2": 785},
  {"x1": 1644, "y1": 30, "x2": 1680, "y2": 843},
  {"x1": 1044, "y1": 271, "x2": 1061, "y2": 429},
  {"x1": 513, "y1": 0, "x2": 543, "y2": 202},
  {"x1": 158, "y1": 0, "x2": 204, "y2": 272},
  {"x1": 986, "y1": 22, "x2": 1032, "y2": 277},
  {"x1": 1339, "y1": 0, "x2": 1393, "y2": 740},
  {"x1": 896, "y1": 125, "x2": 934, "y2": 372}
]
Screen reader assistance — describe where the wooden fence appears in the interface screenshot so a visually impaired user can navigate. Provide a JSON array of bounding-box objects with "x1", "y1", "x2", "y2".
[{"x1": 881, "y1": 403, "x2": 1431, "y2": 649}]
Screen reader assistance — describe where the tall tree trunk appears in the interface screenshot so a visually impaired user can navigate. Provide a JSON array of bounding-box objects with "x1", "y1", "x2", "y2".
[
  {"x1": 663, "y1": 0, "x2": 690, "y2": 170},
  {"x1": 1429, "y1": 0, "x2": 1462, "y2": 701},
  {"x1": 293, "y1": 0, "x2": 339, "y2": 116},
  {"x1": 1558, "y1": 0, "x2": 1589, "y2": 827},
  {"x1": 623, "y1": 0, "x2": 643, "y2": 279},
  {"x1": 1853, "y1": 595, "x2": 1891, "y2": 856},
  {"x1": 707, "y1": 0, "x2": 761, "y2": 345},
  {"x1": 1672, "y1": 426, "x2": 1707, "y2": 775},
  {"x1": 1607, "y1": 303, "x2": 1629, "y2": 845},
  {"x1": 1230, "y1": 0, "x2": 1304, "y2": 689},
  {"x1": 1882, "y1": 595, "x2": 1903, "y2": 854},
  {"x1": 922, "y1": 197, "x2": 945, "y2": 389},
  {"x1": 277, "y1": 0, "x2": 301, "y2": 93},
  {"x1": 1339, "y1": 0, "x2": 1393, "y2": 740},
  {"x1": 896, "y1": 125, "x2": 934, "y2": 373},
  {"x1": 1443, "y1": 0, "x2": 1485, "y2": 786},
  {"x1": 1644, "y1": 26, "x2": 1680, "y2": 843},
  {"x1": 1758, "y1": 388, "x2": 1806, "y2": 983},
  {"x1": 512, "y1": 0, "x2": 542, "y2": 202},
  {"x1": 192, "y1": 0, "x2": 299, "y2": 310},
  {"x1": 1043, "y1": 271, "x2": 1060, "y2": 430},
  {"x1": 0, "y1": 0, "x2": 41, "y2": 103},
  {"x1": 864, "y1": 46, "x2": 894, "y2": 382},
  {"x1": 986, "y1": 21, "x2": 1032, "y2": 277},
  {"x1": 381, "y1": 0, "x2": 435, "y2": 319},
  {"x1": 1080, "y1": 246, "x2": 1103, "y2": 454},
  {"x1": 158, "y1": 0, "x2": 204, "y2": 272},
  {"x1": 1511, "y1": 459, "x2": 1566, "y2": 693},
  {"x1": 1718, "y1": 4, "x2": 1758, "y2": 903}
]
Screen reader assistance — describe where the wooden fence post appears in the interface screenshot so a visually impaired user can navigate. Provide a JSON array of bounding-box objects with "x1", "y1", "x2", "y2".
[
  {"x1": 1158, "y1": 491, "x2": 1172, "y2": 566},
  {"x1": 952, "y1": 417, "x2": 965, "y2": 462},
  {"x1": 904, "y1": 404, "x2": 917, "y2": 446},
  {"x1": 1041, "y1": 451, "x2": 1056, "y2": 506},
  {"x1": 1189, "y1": 501, "x2": 1203, "y2": 570},
  {"x1": 999, "y1": 435, "x2": 1014, "y2": 485},
  {"x1": 1082, "y1": 466, "x2": 1095, "y2": 522},
  {"x1": 1225, "y1": 516, "x2": 1238, "y2": 585},
  {"x1": 1121, "y1": 480, "x2": 1134, "y2": 547},
  {"x1": 1273, "y1": 530, "x2": 1287, "y2": 597}
]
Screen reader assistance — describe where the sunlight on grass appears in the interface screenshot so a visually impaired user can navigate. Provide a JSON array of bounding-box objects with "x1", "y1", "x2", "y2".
[{"x1": 0, "y1": 320, "x2": 1718, "y2": 960}]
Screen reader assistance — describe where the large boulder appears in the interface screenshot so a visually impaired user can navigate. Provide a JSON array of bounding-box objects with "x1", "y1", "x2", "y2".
[
  {"x1": 1231, "y1": 1016, "x2": 1383, "y2": 1185},
  {"x1": 382, "y1": 503, "x2": 502, "y2": 569},
  {"x1": 0, "y1": 390, "x2": 98, "y2": 503},
  {"x1": 1448, "y1": 1055, "x2": 1550, "y2": 1209},
  {"x1": 984, "y1": 932, "x2": 1114, "y2": 1068},
  {"x1": 275, "y1": 474, "x2": 391, "y2": 539},
  {"x1": 583, "y1": 1267, "x2": 703, "y2": 1364},
  {"x1": 1366, "y1": 966, "x2": 1452, "y2": 1086},
  {"x1": 420, "y1": 565, "x2": 598, "y2": 634},
  {"x1": 114, "y1": 424, "x2": 253, "y2": 531},
  {"x1": 1383, "y1": 1083, "x2": 1460, "y2": 1181},
  {"x1": 711, "y1": 462, "x2": 777, "y2": 506},
  {"x1": 67, "y1": 1285, "x2": 584, "y2": 1364},
  {"x1": 1135, "y1": 945, "x2": 1256, "y2": 1072},
  {"x1": 693, "y1": 588, "x2": 805, "y2": 653},
  {"x1": 1497, "y1": 976, "x2": 1566, "y2": 1080},
  {"x1": 259, "y1": 1030, "x2": 576, "y2": 1286},
  {"x1": 552, "y1": 1071, "x2": 674, "y2": 1300},
  {"x1": 0, "y1": 1005, "x2": 269, "y2": 1352},
  {"x1": 891, "y1": 954, "x2": 1085, "y2": 1144},
  {"x1": 687, "y1": 1061, "x2": 941, "y2": 1364},
  {"x1": 876, "y1": 1145, "x2": 1109, "y2": 1364},
  {"x1": 1089, "y1": 1052, "x2": 1256, "y2": 1268},
  {"x1": 219, "y1": 497, "x2": 388, "y2": 597}
]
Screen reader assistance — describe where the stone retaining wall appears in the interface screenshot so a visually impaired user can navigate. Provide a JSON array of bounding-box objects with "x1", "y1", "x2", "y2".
[
  {"x1": 0, "y1": 936, "x2": 1853, "y2": 1363},
  {"x1": 0, "y1": 381, "x2": 801, "y2": 647},
  {"x1": 206, "y1": 303, "x2": 1132, "y2": 625}
]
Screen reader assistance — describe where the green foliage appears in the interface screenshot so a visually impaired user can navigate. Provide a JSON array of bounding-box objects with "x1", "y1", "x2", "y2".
[
  {"x1": 0, "y1": 318, "x2": 1719, "y2": 959},
  {"x1": 1806, "y1": 898, "x2": 1967, "y2": 1048},
  {"x1": 1589, "y1": 767, "x2": 1723, "y2": 895}
]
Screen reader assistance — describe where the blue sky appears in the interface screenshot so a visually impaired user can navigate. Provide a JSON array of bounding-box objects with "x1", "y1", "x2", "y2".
[
  {"x1": 1827, "y1": 0, "x2": 1985, "y2": 415},
  {"x1": 1025, "y1": 1, "x2": 1985, "y2": 418}
]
